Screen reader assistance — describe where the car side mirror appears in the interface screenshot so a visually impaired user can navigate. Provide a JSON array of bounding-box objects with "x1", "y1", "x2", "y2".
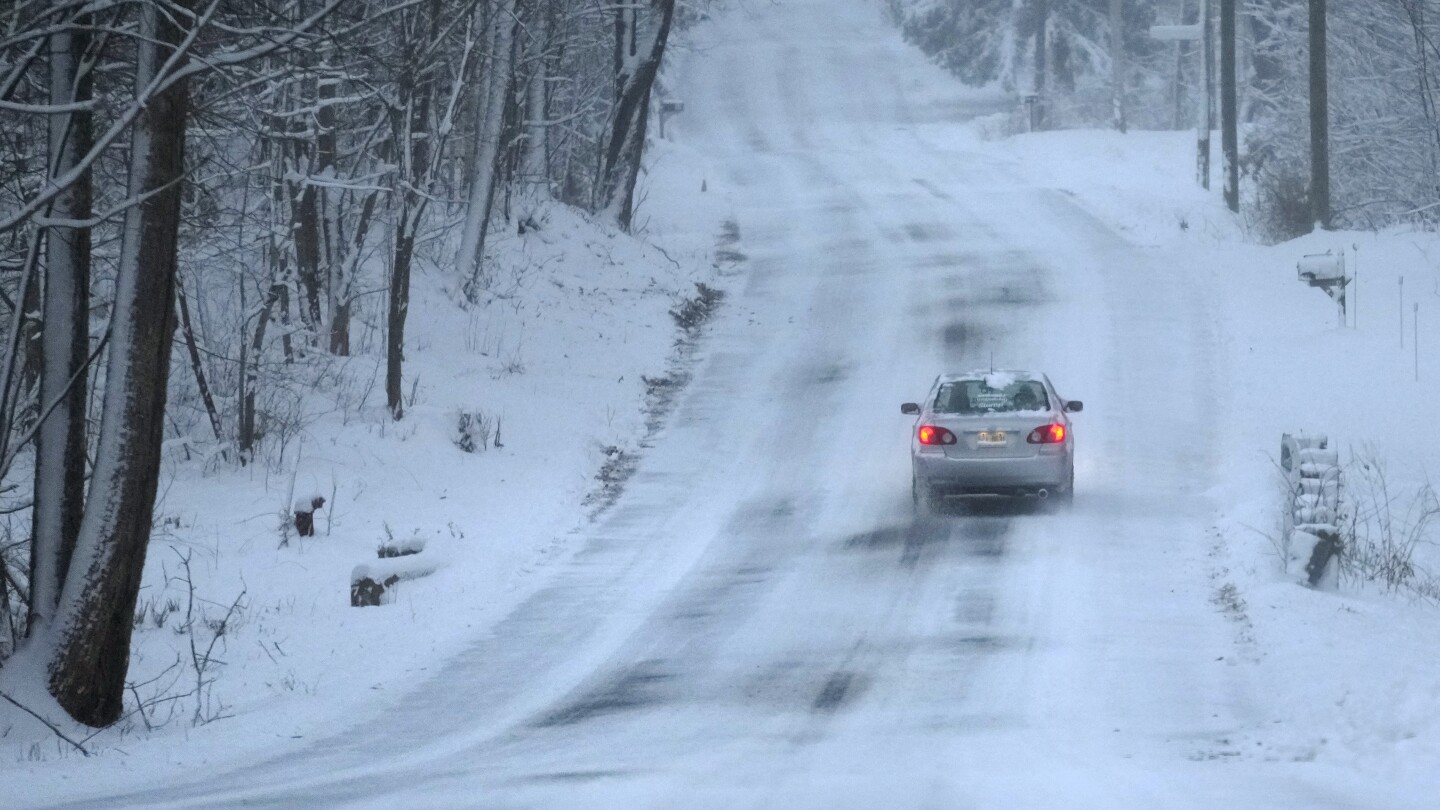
[
  {"x1": 900, "y1": 402, "x2": 920, "y2": 415},
  {"x1": 1064, "y1": 400, "x2": 1084, "y2": 413}
]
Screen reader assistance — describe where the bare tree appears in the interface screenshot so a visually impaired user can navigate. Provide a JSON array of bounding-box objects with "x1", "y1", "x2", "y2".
[
  {"x1": 391, "y1": 0, "x2": 480, "y2": 412},
  {"x1": 600, "y1": 0, "x2": 676, "y2": 230},
  {"x1": 43, "y1": 0, "x2": 198, "y2": 727},
  {"x1": 457, "y1": 0, "x2": 519, "y2": 294},
  {"x1": 28, "y1": 7, "x2": 94, "y2": 637}
]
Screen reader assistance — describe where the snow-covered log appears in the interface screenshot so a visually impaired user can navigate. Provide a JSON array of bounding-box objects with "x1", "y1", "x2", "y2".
[{"x1": 350, "y1": 553, "x2": 442, "y2": 607}]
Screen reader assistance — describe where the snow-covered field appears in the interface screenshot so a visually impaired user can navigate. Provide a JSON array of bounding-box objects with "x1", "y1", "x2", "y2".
[{"x1": 6, "y1": 0, "x2": 1440, "y2": 806}]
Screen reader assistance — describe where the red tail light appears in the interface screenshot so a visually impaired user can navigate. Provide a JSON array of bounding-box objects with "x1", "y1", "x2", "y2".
[
  {"x1": 1027, "y1": 423, "x2": 1066, "y2": 444},
  {"x1": 918, "y1": 425, "x2": 958, "y2": 446}
]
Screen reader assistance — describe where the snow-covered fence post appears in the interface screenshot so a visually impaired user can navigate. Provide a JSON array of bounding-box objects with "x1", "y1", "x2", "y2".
[{"x1": 1281, "y1": 433, "x2": 1342, "y2": 586}]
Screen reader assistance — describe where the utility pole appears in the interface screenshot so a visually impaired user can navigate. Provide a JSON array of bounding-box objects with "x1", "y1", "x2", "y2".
[
  {"x1": 1309, "y1": 0, "x2": 1331, "y2": 229},
  {"x1": 1034, "y1": 0, "x2": 1049, "y2": 130},
  {"x1": 1199, "y1": 0, "x2": 1212, "y2": 190},
  {"x1": 1150, "y1": 1, "x2": 1210, "y2": 189},
  {"x1": 1111, "y1": 0, "x2": 1127, "y2": 133},
  {"x1": 1221, "y1": 0, "x2": 1239, "y2": 212}
]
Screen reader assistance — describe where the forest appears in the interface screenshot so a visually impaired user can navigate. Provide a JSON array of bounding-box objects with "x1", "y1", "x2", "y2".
[
  {"x1": 0, "y1": 0, "x2": 687, "y2": 728},
  {"x1": 889, "y1": 0, "x2": 1440, "y2": 240}
]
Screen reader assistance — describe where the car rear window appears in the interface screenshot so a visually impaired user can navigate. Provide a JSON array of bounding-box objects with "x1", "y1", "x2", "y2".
[{"x1": 934, "y1": 380, "x2": 1049, "y2": 414}]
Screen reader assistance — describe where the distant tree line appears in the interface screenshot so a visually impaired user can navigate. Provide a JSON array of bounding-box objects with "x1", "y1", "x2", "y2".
[
  {"x1": 889, "y1": 0, "x2": 1440, "y2": 239},
  {"x1": 0, "y1": 0, "x2": 686, "y2": 728}
]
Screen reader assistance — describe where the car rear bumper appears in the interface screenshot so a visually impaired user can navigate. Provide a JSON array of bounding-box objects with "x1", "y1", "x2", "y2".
[{"x1": 914, "y1": 451, "x2": 1070, "y2": 496}]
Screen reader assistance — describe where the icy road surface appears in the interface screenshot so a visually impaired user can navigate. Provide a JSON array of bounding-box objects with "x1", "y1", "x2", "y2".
[{"x1": 35, "y1": 1, "x2": 1427, "y2": 808}]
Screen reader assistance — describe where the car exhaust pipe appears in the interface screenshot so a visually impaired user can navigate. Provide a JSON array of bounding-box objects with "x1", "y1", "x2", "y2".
[{"x1": 1036, "y1": 488, "x2": 1049, "y2": 500}]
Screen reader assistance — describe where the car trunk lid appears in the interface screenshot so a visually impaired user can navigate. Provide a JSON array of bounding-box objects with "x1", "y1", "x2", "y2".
[{"x1": 933, "y1": 414, "x2": 1048, "y2": 460}]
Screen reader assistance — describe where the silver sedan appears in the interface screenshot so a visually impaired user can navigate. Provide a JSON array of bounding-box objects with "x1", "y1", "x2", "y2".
[{"x1": 901, "y1": 370, "x2": 1082, "y2": 512}]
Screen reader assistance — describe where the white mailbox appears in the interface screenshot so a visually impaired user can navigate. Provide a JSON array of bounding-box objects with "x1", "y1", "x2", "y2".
[{"x1": 1298, "y1": 251, "x2": 1348, "y2": 326}]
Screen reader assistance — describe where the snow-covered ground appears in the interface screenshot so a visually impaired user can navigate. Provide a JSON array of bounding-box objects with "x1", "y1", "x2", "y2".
[
  {"x1": 6, "y1": 0, "x2": 1440, "y2": 806},
  {"x1": 985, "y1": 124, "x2": 1440, "y2": 786}
]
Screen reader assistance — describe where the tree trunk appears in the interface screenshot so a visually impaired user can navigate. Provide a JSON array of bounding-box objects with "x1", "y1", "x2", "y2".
[
  {"x1": 387, "y1": 9, "x2": 440, "y2": 419},
  {"x1": 1221, "y1": 0, "x2": 1239, "y2": 212},
  {"x1": 1308, "y1": 0, "x2": 1330, "y2": 228},
  {"x1": 291, "y1": 179, "x2": 325, "y2": 332},
  {"x1": 316, "y1": 50, "x2": 351, "y2": 357},
  {"x1": 1034, "y1": 0, "x2": 1049, "y2": 100},
  {"x1": 29, "y1": 21, "x2": 93, "y2": 636},
  {"x1": 44, "y1": 0, "x2": 194, "y2": 727},
  {"x1": 1110, "y1": 0, "x2": 1126, "y2": 132},
  {"x1": 387, "y1": 227, "x2": 415, "y2": 419},
  {"x1": 521, "y1": 2, "x2": 552, "y2": 201},
  {"x1": 239, "y1": 284, "x2": 282, "y2": 462},
  {"x1": 176, "y1": 282, "x2": 223, "y2": 443},
  {"x1": 600, "y1": 0, "x2": 676, "y2": 230},
  {"x1": 458, "y1": 0, "x2": 519, "y2": 294}
]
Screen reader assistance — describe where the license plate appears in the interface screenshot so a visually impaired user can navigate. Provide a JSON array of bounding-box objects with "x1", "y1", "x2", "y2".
[{"x1": 977, "y1": 431, "x2": 1007, "y2": 445}]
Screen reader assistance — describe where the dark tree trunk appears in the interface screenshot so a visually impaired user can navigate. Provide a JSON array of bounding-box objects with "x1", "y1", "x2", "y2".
[
  {"x1": 1221, "y1": 0, "x2": 1239, "y2": 212},
  {"x1": 46, "y1": 0, "x2": 194, "y2": 728},
  {"x1": 387, "y1": 3, "x2": 440, "y2": 419},
  {"x1": 1110, "y1": 0, "x2": 1126, "y2": 132},
  {"x1": 291, "y1": 181, "x2": 325, "y2": 330},
  {"x1": 239, "y1": 284, "x2": 282, "y2": 462},
  {"x1": 1309, "y1": 0, "x2": 1330, "y2": 229},
  {"x1": 386, "y1": 229, "x2": 414, "y2": 419},
  {"x1": 601, "y1": 0, "x2": 676, "y2": 230},
  {"x1": 1034, "y1": 0, "x2": 1049, "y2": 94},
  {"x1": 176, "y1": 283, "x2": 223, "y2": 443}
]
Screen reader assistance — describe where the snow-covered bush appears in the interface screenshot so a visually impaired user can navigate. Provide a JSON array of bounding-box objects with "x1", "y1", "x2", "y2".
[
  {"x1": 454, "y1": 410, "x2": 496, "y2": 454},
  {"x1": 1343, "y1": 454, "x2": 1440, "y2": 599}
]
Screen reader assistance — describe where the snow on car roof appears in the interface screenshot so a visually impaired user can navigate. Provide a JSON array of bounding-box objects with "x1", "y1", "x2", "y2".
[{"x1": 937, "y1": 369, "x2": 1040, "y2": 385}]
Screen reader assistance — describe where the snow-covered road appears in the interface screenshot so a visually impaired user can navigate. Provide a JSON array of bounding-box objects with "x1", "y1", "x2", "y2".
[{"x1": 30, "y1": 2, "x2": 1432, "y2": 808}]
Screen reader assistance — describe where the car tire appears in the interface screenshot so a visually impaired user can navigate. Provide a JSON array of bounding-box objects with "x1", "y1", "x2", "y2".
[
  {"x1": 913, "y1": 475, "x2": 936, "y2": 516},
  {"x1": 1052, "y1": 467, "x2": 1075, "y2": 509}
]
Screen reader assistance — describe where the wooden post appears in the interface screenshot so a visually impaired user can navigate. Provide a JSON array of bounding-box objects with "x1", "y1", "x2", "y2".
[
  {"x1": 1221, "y1": 0, "x2": 1239, "y2": 212},
  {"x1": 1309, "y1": 0, "x2": 1331, "y2": 228},
  {"x1": 1111, "y1": 0, "x2": 1126, "y2": 133}
]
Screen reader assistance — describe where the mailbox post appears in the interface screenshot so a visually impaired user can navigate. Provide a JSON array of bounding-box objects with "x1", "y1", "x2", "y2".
[
  {"x1": 1297, "y1": 251, "x2": 1348, "y2": 327},
  {"x1": 1022, "y1": 94, "x2": 1041, "y2": 132},
  {"x1": 1151, "y1": 0, "x2": 1211, "y2": 190},
  {"x1": 659, "y1": 99, "x2": 685, "y2": 139}
]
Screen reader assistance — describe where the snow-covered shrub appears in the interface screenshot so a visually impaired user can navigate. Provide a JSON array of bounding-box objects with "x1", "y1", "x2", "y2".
[
  {"x1": 453, "y1": 410, "x2": 495, "y2": 453},
  {"x1": 1245, "y1": 151, "x2": 1313, "y2": 244},
  {"x1": 1343, "y1": 454, "x2": 1440, "y2": 599}
]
